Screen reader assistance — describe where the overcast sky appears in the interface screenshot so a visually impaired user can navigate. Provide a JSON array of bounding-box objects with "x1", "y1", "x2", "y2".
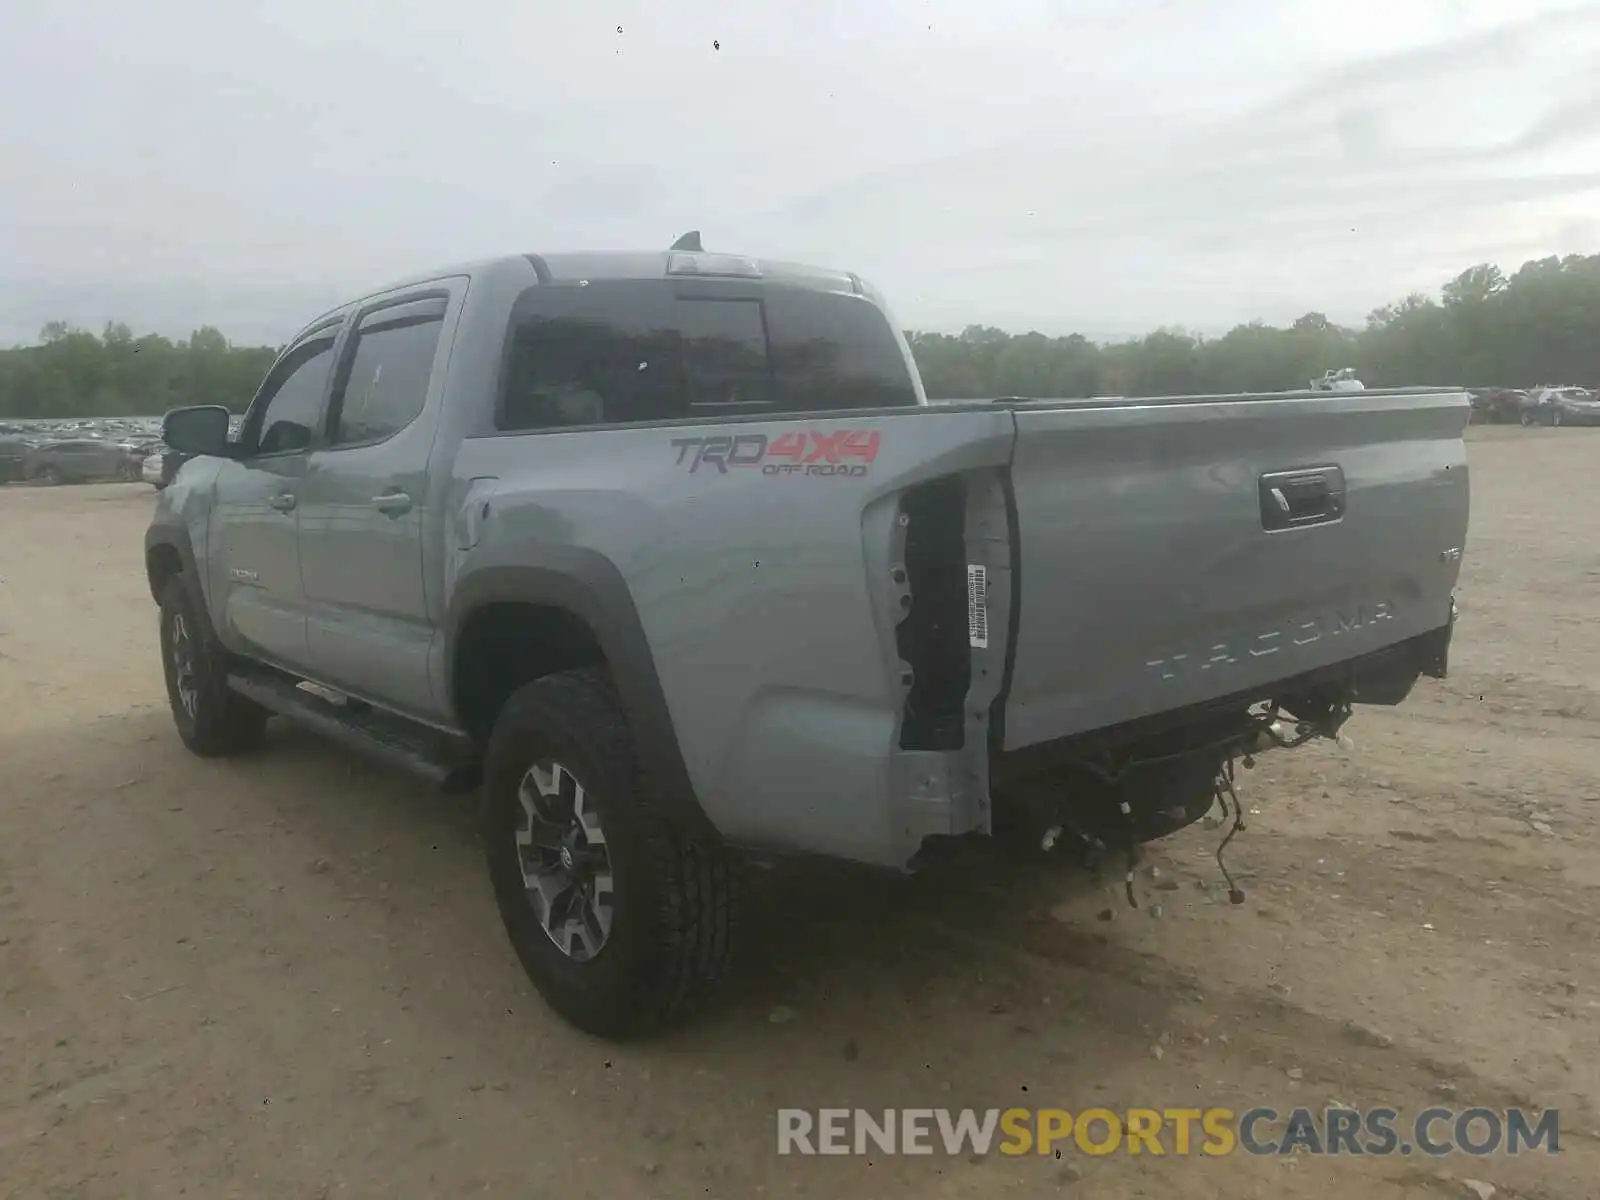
[{"x1": 3, "y1": 0, "x2": 1598, "y2": 346}]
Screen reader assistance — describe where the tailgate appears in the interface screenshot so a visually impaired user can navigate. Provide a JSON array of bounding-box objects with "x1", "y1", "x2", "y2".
[{"x1": 998, "y1": 388, "x2": 1469, "y2": 751}]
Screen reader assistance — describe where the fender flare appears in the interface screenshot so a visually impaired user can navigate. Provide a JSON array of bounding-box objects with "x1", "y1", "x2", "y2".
[
  {"x1": 446, "y1": 553, "x2": 718, "y2": 842},
  {"x1": 144, "y1": 521, "x2": 216, "y2": 637}
]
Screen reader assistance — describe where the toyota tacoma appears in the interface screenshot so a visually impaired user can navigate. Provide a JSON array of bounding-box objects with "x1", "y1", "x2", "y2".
[{"x1": 146, "y1": 236, "x2": 1469, "y2": 1037}]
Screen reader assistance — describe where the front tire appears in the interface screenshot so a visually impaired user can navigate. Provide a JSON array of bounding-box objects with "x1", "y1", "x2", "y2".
[
  {"x1": 482, "y1": 669, "x2": 737, "y2": 1038},
  {"x1": 158, "y1": 576, "x2": 268, "y2": 756}
]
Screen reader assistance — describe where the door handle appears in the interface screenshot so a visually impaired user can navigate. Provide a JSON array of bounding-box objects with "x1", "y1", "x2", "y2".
[
  {"x1": 372, "y1": 491, "x2": 413, "y2": 516},
  {"x1": 268, "y1": 492, "x2": 297, "y2": 513}
]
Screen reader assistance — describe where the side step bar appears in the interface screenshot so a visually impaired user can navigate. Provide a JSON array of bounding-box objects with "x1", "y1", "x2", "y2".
[{"x1": 226, "y1": 667, "x2": 481, "y2": 792}]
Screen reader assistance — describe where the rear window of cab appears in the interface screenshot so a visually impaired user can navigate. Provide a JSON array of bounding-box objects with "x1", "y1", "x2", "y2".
[{"x1": 498, "y1": 280, "x2": 918, "y2": 430}]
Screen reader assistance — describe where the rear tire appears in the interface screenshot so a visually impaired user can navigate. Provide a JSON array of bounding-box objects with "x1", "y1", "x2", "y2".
[
  {"x1": 158, "y1": 576, "x2": 268, "y2": 756},
  {"x1": 482, "y1": 669, "x2": 737, "y2": 1038}
]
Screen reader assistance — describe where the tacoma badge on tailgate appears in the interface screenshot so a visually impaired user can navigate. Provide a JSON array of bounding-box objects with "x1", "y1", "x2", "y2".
[{"x1": 1145, "y1": 600, "x2": 1397, "y2": 681}]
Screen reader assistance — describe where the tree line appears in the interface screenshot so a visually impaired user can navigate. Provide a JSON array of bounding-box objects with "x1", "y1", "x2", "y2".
[
  {"x1": 0, "y1": 323, "x2": 277, "y2": 420},
  {"x1": 2, "y1": 253, "x2": 1596, "y2": 419},
  {"x1": 907, "y1": 253, "x2": 1600, "y2": 400}
]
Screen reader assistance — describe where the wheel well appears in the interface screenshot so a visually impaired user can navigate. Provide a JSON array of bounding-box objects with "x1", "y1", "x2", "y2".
[
  {"x1": 453, "y1": 602, "x2": 607, "y2": 742},
  {"x1": 146, "y1": 542, "x2": 183, "y2": 603}
]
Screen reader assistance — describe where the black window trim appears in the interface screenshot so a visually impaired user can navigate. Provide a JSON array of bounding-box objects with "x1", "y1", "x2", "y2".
[
  {"x1": 319, "y1": 288, "x2": 452, "y2": 454},
  {"x1": 239, "y1": 322, "x2": 346, "y2": 461}
]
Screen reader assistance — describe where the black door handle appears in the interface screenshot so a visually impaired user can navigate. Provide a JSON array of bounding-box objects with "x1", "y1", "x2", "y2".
[{"x1": 1259, "y1": 466, "x2": 1344, "y2": 531}]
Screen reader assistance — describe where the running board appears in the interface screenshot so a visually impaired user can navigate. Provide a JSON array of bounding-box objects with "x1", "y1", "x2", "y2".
[{"x1": 226, "y1": 667, "x2": 482, "y2": 792}]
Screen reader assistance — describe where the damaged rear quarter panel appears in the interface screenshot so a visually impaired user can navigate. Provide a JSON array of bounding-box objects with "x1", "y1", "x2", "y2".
[{"x1": 451, "y1": 405, "x2": 1014, "y2": 867}]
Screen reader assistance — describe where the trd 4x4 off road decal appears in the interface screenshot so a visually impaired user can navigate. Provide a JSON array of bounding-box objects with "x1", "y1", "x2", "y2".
[{"x1": 670, "y1": 430, "x2": 882, "y2": 477}]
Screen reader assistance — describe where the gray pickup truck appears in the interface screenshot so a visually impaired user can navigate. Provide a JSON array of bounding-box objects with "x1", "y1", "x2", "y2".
[{"x1": 147, "y1": 239, "x2": 1469, "y2": 1036}]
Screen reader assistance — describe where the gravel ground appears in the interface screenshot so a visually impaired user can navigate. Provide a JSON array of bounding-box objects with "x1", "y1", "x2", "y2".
[{"x1": 1, "y1": 425, "x2": 1595, "y2": 1199}]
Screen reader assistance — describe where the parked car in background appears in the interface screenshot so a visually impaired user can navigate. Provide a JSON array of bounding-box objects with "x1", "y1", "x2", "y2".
[
  {"x1": 0, "y1": 433, "x2": 37, "y2": 483},
  {"x1": 1310, "y1": 367, "x2": 1366, "y2": 391},
  {"x1": 25, "y1": 437, "x2": 143, "y2": 483},
  {"x1": 1522, "y1": 386, "x2": 1600, "y2": 427},
  {"x1": 1468, "y1": 388, "x2": 1527, "y2": 424}
]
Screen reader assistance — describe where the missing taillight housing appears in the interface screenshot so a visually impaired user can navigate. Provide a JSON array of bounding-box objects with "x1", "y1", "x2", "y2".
[{"x1": 895, "y1": 478, "x2": 971, "y2": 751}]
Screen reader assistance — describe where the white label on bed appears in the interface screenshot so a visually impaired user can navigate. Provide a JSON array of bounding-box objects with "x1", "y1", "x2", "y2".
[{"x1": 967, "y1": 564, "x2": 989, "y2": 649}]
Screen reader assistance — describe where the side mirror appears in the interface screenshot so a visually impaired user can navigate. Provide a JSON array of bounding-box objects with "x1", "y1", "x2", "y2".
[{"x1": 162, "y1": 405, "x2": 233, "y2": 457}]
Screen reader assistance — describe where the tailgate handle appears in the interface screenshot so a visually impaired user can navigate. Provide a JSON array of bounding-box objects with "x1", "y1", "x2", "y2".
[{"x1": 1259, "y1": 466, "x2": 1344, "y2": 531}]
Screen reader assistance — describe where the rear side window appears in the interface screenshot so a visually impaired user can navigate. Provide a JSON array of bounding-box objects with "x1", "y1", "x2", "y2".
[
  {"x1": 328, "y1": 304, "x2": 445, "y2": 446},
  {"x1": 498, "y1": 280, "x2": 918, "y2": 431}
]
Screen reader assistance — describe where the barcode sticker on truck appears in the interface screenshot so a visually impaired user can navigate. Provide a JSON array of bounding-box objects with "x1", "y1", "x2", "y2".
[{"x1": 967, "y1": 564, "x2": 989, "y2": 649}]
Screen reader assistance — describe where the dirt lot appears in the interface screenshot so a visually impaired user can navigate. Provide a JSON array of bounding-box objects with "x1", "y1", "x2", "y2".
[{"x1": 1, "y1": 426, "x2": 1596, "y2": 1199}]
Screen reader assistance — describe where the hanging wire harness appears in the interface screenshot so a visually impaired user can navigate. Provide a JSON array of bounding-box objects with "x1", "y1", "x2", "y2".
[{"x1": 1066, "y1": 699, "x2": 1353, "y2": 908}]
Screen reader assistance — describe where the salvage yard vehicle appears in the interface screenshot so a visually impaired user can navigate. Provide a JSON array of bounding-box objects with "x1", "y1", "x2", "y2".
[
  {"x1": 1309, "y1": 367, "x2": 1365, "y2": 391},
  {"x1": 1471, "y1": 388, "x2": 1528, "y2": 424},
  {"x1": 1522, "y1": 386, "x2": 1600, "y2": 427},
  {"x1": 146, "y1": 238, "x2": 1470, "y2": 1037},
  {"x1": 27, "y1": 437, "x2": 143, "y2": 484},
  {"x1": 0, "y1": 433, "x2": 34, "y2": 483}
]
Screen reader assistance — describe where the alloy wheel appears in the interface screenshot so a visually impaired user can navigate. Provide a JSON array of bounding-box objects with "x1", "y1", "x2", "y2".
[
  {"x1": 169, "y1": 612, "x2": 200, "y2": 720},
  {"x1": 514, "y1": 761, "x2": 615, "y2": 961}
]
